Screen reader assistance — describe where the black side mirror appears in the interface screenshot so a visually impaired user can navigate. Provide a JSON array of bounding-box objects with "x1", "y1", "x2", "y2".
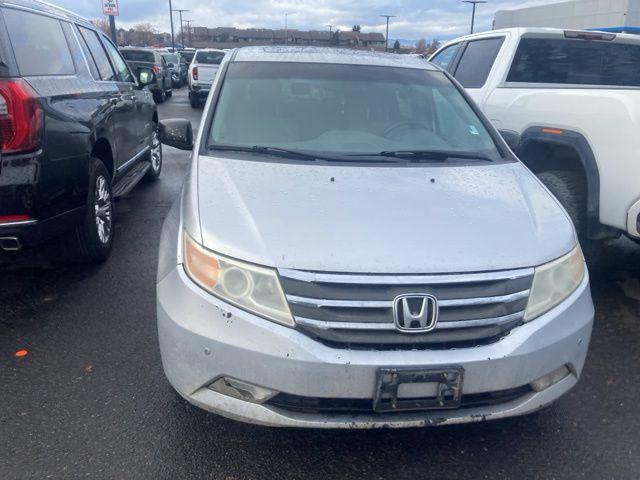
[
  {"x1": 137, "y1": 67, "x2": 156, "y2": 87},
  {"x1": 159, "y1": 119, "x2": 193, "y2": 151},
  {"x1": 168, "y1": 62, "x2": 175, "y2": 68},
  {"x1": 499, "y1": 129, "x2": 520, "y2": 151}
]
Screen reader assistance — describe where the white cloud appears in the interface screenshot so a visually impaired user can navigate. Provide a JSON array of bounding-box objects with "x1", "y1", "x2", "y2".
[{"x1": 58, "y1": 0, "x2": 563, "y2": 40}]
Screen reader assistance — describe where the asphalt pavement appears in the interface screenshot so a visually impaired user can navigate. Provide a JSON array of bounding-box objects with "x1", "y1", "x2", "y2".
[{"x1": 1, "y1": 88, "x2": 639, "y2": 480}]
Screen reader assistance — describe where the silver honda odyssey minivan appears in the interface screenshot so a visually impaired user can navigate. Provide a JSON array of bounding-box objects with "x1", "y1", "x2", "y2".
[{"x1": 157, "y1": 46, "x2": 594, "y2": 428}]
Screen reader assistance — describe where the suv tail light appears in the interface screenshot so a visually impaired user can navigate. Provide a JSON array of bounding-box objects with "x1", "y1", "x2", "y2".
[
  {"x1": 192, "y1": 66, "x2": 198, "y2": 81},
  {"x1": 0, "y1": 79, "x2": 42, "y2": 154},
  {"x1": 152, "y1": 64, "x2": 161, "y2": 75}
]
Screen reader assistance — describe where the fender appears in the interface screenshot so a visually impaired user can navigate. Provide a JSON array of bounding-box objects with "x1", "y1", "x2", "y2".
[{"x1": 507, "y1": 126, "x2": 616, "y2": 240}]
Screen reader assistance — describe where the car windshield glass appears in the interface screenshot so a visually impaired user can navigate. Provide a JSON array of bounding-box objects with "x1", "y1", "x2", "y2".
[
  {"x1": 196, "y1": 51, "x2": 225, "y2": 65},
  {"x1": 208, "y1": 62, "x2": 501, "y2": 160},
  {"x1": 180, "y1": 51, "x2": 195, "y2": 63},
  {"x1": 162, "y1": 54, "x2": 179, "y2": 64},
  {"x1": 120, "y1": 50, "x2": 155, "y2": 63}
]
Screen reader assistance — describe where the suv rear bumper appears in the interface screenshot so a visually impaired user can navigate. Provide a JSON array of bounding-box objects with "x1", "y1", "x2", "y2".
[
  {"x1": 158, "y1": 266, "x2": 594, "y2": 428},
  {"x1": 0, "y1": 207, "x2": 84, "y2": 247}
]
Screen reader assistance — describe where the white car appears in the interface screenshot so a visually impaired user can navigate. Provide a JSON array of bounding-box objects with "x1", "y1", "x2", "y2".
[
  {"x1": 156, "y1": 47, "x2": 593, "y2": 428},
  {"x1": 188, "y1": 48, "x2": 226, "y2": 108},
  {"x1": 431, "y1": 28, "x2": 640, "y2": 258}
]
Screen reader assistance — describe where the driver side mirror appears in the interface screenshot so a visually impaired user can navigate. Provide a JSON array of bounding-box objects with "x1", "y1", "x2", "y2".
[
  {"x1": 159, "y1": 119, "x2": 193, "y2": 151},
  {"x1": 137, "y1": 67, "x2": 156, "y2": 87}
]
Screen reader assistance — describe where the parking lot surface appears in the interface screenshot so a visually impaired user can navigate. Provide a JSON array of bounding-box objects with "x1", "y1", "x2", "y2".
[{"x1": 1, "y1": 88, "x2": 639, "y2": 480}]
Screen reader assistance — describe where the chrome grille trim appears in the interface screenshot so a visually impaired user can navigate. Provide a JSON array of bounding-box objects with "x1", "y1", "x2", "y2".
[
  {"x1": 295, "y1": 311, "x2": 525, "y2": 331},
  {"x1": 279, "y1": 267, "x2": 535, "y2": 285},
  {"x1": 280, "y1": 267, "x2": 534, "y2": 347},
  {"x1": 286, "y1": 290, "x2": 530, "y2": 309}
]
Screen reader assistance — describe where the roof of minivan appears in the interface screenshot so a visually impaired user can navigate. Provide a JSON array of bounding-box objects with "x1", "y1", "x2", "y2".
[
  {"x1": 0, "y1": 0, "x2": 95, "y2": 29},
  {"x1": 232, "y1": 46, "x2": 438, "y2": 70}
]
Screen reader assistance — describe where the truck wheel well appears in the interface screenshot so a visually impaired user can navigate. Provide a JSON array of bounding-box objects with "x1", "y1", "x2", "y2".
[
  {"x1": 518, "y1": 140, "x2": 585, "y2": 179},
  {"x1": 91, "y1": 139, "x2": 114, "y2": 180}
]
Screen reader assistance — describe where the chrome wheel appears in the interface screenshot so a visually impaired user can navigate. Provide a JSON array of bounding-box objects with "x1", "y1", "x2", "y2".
[
  {"x1": 94, "y1": 175, "x2": 112, "y2": 244},
  {"x1": 150, "y1": 129, "x2": 162, "y2": 173}
]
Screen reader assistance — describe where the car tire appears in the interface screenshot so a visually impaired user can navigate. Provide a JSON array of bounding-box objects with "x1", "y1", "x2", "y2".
[
  {"x1": 190, "y1": 94, "x2": 199, "y2": 108},
  {"x1": 153, "y1": 89, "x2": 165, "y2": 104},
  {"x1": 69, "y1": 158, "x2": 114, "y2": 264},
  {"x1": 144, "y1": 123, "x2": 162, "y2": 182},
  {"x1": 538, "y1": 170, "x2": 600, "y2": 263},
  {"x1": 166, "y1": 89, "x2": 172, "y2": 98}
]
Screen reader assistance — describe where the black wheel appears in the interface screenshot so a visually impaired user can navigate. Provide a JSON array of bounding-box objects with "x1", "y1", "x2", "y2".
[
  {"x1": 166, "y1": 88, "x2": 173, "y2": 98},
  {"x1": 538, "y1": 170, "x2": 600, "y2": 263},
  {"x1": 189, "y1": 93, "x2": 199, "y2": 108},
  {"x1": 69, "y1": 158, "x2": 114, "y2": 264},
  {"x1": 144, "y1": 124, "x2": 162, "y2": 182},
  {"x1": 153, "y1": 85, "x2": 166, "y2": 104}
]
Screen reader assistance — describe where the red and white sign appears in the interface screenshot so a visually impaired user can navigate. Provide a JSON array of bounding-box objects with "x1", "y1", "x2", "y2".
[{"x1": 102, "y1": 0, "x2": 119, "y2": 16}]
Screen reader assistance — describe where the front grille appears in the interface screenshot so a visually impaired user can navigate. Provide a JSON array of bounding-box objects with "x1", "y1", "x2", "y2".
[
  {"x1": 268, "y1": 385, "x2": 534, "y2": 415},
  {"x1": 279, "y1": 267, "x2": 534, "y2": 349}
]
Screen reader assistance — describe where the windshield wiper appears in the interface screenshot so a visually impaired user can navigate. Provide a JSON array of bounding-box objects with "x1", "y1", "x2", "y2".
[
  {"x1": 209, "y1": 144, "x2": 342, "y2": 162},
  {"x1": 349, "y1": 150, "x2": 496, "y2": 162},
  {"x1": 208, "y1": 145, "x2": 400, "y2": 163}
]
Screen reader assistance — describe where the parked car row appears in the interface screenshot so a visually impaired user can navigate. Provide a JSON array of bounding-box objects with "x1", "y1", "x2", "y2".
[
  {"x1": 6, "y1": 0, "x2": 635, "y2": 432},
  {"x1": 0, "y1": 0, "x2": 190, "y2": 262}
]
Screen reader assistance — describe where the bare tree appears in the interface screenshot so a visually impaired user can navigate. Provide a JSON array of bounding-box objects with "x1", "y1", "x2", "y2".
[
  {"x1": 415, "y1": 38, "x2": 428, "y2": 53},
  {"x1": 132, "y1": 22, "x2": 157, "y2": 46},
  {"x1": 91, "y1": 18, "x2": 111, "y2": 36},
  {"x1": 426, "y1": 39, "x2": 441, "y2": 55}
]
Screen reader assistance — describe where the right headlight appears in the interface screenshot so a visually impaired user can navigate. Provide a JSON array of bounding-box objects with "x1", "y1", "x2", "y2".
[
  {"x1": 524, "y1": 245, "x2": 586, "y2": 322},
  {"x1": 182, "y1": 232, "x2": 294, "y2": 327}
]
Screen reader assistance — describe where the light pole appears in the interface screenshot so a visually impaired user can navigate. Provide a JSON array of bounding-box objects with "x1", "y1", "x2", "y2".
[
  {"x1": 462, "y1": 0, "x2": 487, "y2": 34},
  {"x1": 168, "y1": 0, "x2": 175, "y2": 51},
  {"x1": 379, "y1": 14, "x2": 396, "y2": 52},
  {"x1": 284, "y1": 12, "x2": 296, "y2": 45},
  {"x1": 185, "y1": 20, "x2": 193, "y2": 47},
  {"x1": 173, "y1": 8, "x2": 189, "y2": 47}
]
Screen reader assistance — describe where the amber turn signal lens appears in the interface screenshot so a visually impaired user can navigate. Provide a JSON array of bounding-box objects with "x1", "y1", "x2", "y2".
[{"x1": 184, "y1": 233, "x2": 219, "y2": 289}]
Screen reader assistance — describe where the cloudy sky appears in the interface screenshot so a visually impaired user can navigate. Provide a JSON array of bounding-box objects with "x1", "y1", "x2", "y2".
[{"x1": 57, "y1": 0, "x2": 559, "y2": 40}]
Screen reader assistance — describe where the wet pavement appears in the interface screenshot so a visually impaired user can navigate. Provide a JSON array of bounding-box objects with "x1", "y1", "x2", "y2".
[{"x1": 1, "y1": 88, "x2": 639, "y2": 479}]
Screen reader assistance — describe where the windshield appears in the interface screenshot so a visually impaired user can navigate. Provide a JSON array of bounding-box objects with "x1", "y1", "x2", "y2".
[
  {"x1": 208, "y1": 62, "x2": 501, "y2": 160},
  {"x1": 121, "y1": 50, "x2": 155, "y2": 63},
  {"x1": 180, "y1": 51, "x2": 195, "y2": 63},
  {"x1": 162, "y1": 53, "x2": 179, "y2": 64},
  {"x1": 196, "y1": 51, "x2": 225, "y2": 65}
]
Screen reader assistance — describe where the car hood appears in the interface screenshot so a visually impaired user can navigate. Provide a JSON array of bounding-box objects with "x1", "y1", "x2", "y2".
[{"x1": 193, "y1": 155, "x2": 576, "y2": 274}]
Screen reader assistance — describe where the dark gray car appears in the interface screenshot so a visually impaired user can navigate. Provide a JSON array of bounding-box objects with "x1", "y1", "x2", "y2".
[{"x1": 120, "y1": 48, "x2": 172, "y2": 103}]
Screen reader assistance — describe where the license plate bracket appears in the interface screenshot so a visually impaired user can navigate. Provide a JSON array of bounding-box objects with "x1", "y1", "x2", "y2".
[{"x1": 373, "y1": 367, "x2": 464, "y2": 413}]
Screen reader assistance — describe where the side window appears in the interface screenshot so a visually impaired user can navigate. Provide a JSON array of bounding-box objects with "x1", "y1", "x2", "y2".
[
  {"x1": 101, "y1": 36, "x2": 134, "y2": 83},
  {"x1": 453, "y1": 37, "x2": 505, "y2": 88},
  {"x1": 430, "y1": 44, "x2": 460, "y2": 71},
  {"x1": 78, "y1": 26, "x2": 116, "y2": 81},
  {"x1": 75, "y1": 26, "x2": 99, "y2": 79},
  {"x1": 3, "y1": 8, "x2": 75, "y2": 76}
]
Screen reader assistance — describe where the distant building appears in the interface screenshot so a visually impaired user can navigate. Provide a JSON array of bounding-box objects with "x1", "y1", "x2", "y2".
[
  {"x1": 189, "y1": 26, "x2": 386, "y2": 49},
  {"x1": 494, "y1": 0, "x2": 640, "y2": 33}
]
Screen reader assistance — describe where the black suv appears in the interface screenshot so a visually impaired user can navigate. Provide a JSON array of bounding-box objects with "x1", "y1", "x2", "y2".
[{"x1": 0, "y1": 0, "x2": 191, "y2": 263}]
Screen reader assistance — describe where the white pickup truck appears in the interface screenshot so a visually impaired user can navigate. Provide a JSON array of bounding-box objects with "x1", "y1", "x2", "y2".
[
  {"x1": 430, "y1": 28, "x2": 640, "y2": 257},
  {"x1": 188, "y1": 49, "x2": 226, "y2": 108}
]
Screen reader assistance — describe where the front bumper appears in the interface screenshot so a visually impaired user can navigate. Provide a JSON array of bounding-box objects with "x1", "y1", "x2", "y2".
[{"x1": 157, "y1": 267, "x2": 594, "y2": 428}]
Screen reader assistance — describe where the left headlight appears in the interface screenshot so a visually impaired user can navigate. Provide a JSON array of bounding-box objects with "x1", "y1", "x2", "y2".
[
  {"x1": 183, "y1": 232, "x2": 294, "y2": 327},
  {"x1": 524, "y1": 245, "x2": 586, "y2": 322}
]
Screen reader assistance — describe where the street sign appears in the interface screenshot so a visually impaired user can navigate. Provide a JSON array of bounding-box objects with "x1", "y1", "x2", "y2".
[{"x1": 102, "y1": 0, "x2": 119, "y2": 16}]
